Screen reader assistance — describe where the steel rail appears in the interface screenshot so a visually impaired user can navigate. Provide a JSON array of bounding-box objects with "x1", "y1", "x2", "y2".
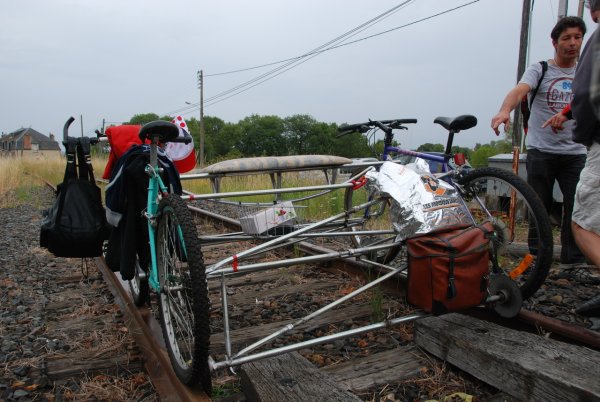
[
  {"x1": 518, "y1": 309, "x2": 600, "y2": 350},
  {"x1": 95, "y1": 257, "x2": 210, "y2": 402}
]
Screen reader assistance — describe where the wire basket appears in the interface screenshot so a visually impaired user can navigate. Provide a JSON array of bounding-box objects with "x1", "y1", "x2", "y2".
[{"x1": 238, "y1": 201, "x2": 297, "y2": 235}]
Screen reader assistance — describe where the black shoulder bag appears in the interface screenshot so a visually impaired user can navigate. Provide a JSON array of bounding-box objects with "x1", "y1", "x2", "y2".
[{"x1": 40, "y1": 137, "x2": 110, "y2": 257}]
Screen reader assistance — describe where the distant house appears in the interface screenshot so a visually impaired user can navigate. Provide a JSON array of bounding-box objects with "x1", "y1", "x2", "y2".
[{"x1": 0, "y1": 128, "x2": 61, "y2": 158}]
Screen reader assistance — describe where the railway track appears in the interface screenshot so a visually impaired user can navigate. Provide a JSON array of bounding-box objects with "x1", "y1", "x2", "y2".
[
  {"x1": 3, "y1": 187, "x2": 600, "y2": 401},
  {"x1": 0, "y1": 193, "x2": 158, "y2": 401},
  {"x1": 189, "y1": 201, "x2": 600, "y2": 401}
]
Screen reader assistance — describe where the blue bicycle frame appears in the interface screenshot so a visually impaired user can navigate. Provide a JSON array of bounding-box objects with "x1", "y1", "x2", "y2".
[{"x1": 381, "y1": 145, "x2": 450, "y2": 173}]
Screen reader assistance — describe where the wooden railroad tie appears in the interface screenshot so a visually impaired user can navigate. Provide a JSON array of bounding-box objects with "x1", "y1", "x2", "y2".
[{"x1": 414, "y1": 313, "x2": 600, "y2": 402}]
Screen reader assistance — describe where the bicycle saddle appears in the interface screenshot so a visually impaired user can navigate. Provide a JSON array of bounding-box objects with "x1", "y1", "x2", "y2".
[
  {"x1": 139, "y1": 120, "x2": 180, "y2": 142},
  {"x1": 433, "y1": 115, "x2": 477, "y2": 132}
]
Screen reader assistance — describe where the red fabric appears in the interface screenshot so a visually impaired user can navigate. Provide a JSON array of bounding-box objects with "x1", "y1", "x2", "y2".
[
  {"x1": 172, "y1": 150, "x2": 196, "y2": 173},
  {"x1": 165, "y1": 116, "x2": 196, "y2": 173},
  {"x1": 101, "y1": 125, "x2": 145, "y2": 179}
]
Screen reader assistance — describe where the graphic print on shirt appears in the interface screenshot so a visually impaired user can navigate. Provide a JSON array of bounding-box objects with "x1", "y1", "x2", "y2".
[{"x1": 546, "y1": 77, "x2": 574, "y2": 113}]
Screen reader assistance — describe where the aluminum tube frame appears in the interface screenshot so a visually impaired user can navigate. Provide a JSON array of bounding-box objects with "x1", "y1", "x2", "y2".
[
  {"x1": 220, "y1": 272, "x2": 232, "y2": 358},
  {"x1": 179, "y1": 163, "x2": 381, "y2": 182},
  {"x1": 187, "y1": 204, "x2": 240, "y2": 227},
  {"x1": 206, "y1": 241, "x2": 400, "y2": 279},
  {"x1": 206, "y1": 198, "x2": 381, "y2": 274},
  {"x1": 210, "y1": 272, "x2": 504, "y2": 371},
  {"x1": 210, "y1": 312, "x2": 427, "y2": 371},
  {"x1": 200, "y1": 188, "x2": 338, "y2": 207},
  {"x1": 199, "y1": 229, "x2": 395, "y2": 246},
  {"x1": 182, "y1": 181, "x2": 353, "y2": 201},
  {"x1": 230, "y1": 266, "x2": 403, "y2": 360}
]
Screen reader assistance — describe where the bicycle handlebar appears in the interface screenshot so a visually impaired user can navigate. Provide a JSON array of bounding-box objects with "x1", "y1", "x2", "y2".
[
  {"x1": 63, "y1": 117, "x2": 76, "y2": 143},
  {"x1": 170, "y1": 133, "x2": 193, "y2": 144},
  {"x1": 378, "y1": 118, "x2": 418, "y2": 125},
  {"x1": 62, "y1": 116, "x2": 99, "y2": 145},
  {"x1": 337, "y1": 118, "x2": 417, "y2": 136}
]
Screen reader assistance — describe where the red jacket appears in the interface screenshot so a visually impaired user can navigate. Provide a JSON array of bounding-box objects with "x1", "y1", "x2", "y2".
[{"x1": 101, "y1": 125, "x2": 148, "y2": 179}]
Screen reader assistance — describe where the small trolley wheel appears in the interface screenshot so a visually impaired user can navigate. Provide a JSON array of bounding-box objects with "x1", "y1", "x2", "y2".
[
  {"x1": 129, "y1": 258, "x2": 149, "y2": 307},
  {"x1": 488, "y1": 275, "x2": 523, "y2": 318},
  {"x1": 458, "y1": 167, "x2": 553, "y2": 300}
]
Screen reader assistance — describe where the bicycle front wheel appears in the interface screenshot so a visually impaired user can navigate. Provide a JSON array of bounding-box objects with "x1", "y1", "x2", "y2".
[
  {"x1": 156, "y1": 194, "x2": 211, "y2": 393},
  {"x1": 343, "y1": 184, "x2": 402, "y2": 264},
  {"x1": 458, "y1": 167, "x2": 553, "y2": 300}
]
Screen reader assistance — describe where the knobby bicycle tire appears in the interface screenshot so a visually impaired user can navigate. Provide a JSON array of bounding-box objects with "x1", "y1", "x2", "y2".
[
  {"x1": 458, "y1": 167, "x2": 553, "y2": 299},
  {"x1": 343, "y1": 186, "x2": 402, "y2": 264},
  {"x1": 156, "y1": 194, "x2": 211, "y2": 393}
]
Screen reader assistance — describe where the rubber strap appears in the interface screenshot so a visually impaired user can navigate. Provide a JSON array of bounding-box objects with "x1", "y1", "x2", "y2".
[{"x1": 351, "y1": 176, "x2": 367, "y2": 190}]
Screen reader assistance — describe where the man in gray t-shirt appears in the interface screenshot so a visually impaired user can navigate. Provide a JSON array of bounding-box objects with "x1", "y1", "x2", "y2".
[
  {"x1": 491, "y1": 16, "x2": 588, "y2": 267},
  {"x1": 521, "y1": 63, "x2": 587, "y2": 154}
]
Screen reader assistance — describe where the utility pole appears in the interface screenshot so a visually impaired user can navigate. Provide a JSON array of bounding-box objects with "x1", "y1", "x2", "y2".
[
  {"x1": 197, "y1": 70, "x2": 205, "y2": 167},
  {"x1": 513, "y1": 0, "x2": 532, "y2": 159},
  {"x1": 577, "y1": 0, "x2": 585, "y2": 18},
  {"x1": 505, "y1": 0, "x2": 533, "y2": 234},
  {"x1": 558, "y1": 0, "x2": 569, "y2": 19},
  {"x1": 80, "y1": 115, "x2": 84, "y2": 137}
]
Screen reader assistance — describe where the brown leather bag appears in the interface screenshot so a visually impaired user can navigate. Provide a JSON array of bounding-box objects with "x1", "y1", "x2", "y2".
[{"x1": 406, "y1": 223, "x2": 493, "y2": 315}]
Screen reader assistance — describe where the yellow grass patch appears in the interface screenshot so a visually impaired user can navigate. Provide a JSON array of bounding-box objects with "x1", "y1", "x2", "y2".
[{"x1": 0, "y1": 155, "x2": 107, "y2": 208}]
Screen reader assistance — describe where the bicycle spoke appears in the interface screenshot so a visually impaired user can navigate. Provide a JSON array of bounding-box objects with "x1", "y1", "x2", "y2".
[{"x1": 156, "y1": 194, "x2": 211, "y2": 392}]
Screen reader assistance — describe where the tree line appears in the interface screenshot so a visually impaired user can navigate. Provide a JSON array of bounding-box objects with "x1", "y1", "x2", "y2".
[{"x1": 121, "y1": 113, "x2": 513, "y2": 167}]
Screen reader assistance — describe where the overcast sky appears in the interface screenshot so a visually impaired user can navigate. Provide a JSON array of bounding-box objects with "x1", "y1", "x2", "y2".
[{"x1": 1, "y1": 0, "x2": 596, "y2": 150}]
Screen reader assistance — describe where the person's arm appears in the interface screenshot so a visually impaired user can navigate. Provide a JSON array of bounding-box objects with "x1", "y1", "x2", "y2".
[
  {"x1": 591, "y1": 31, "x2": 600, "y2": 120},
  {"x1": 542, "y1": 104, "x2": 572, "y2": 133},
  {"x1": 491, "y1": 83, "x2": 531, "y2": 135}
]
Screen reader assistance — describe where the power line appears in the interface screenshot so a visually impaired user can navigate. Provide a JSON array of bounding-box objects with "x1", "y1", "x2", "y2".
[
  {"x1": 163, "y1": 0, "x2": 415, "y2": 117},
  {"x1": 164, "y1": 104, "x2": 198, "y2": 116},
  {"x1": 204, "y1": 2, "x2": 412, "y2": 78},
  {"x1": 203, "y1": 0, "x2": 416, "y2": 104},
  {"x1": 324, "y1": 0, "x2": 481, "y2": 51},
  {"x1": 206, "y1": 0, "x2": 479, "y2": 79},
  {"x1": 205, "y1": 0, "x2": 481, "y2": 109},
  {"x1": 205, "y1": 56, "x2": 305, "y2": 78},
  {"x1": 169, "y1": 0, "x2": 481, "y2": 116}
]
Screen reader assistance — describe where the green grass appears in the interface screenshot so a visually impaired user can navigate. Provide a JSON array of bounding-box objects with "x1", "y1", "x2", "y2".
[
  {"x1": 370, "y1": 286, "x2": 385, "y2": 323},
  {"x1": 182, "y1": 171, "x2": 349, "y2": 222},
  {"x1": 211, "y1": 378, "x2": 242, "y2": 399},
  {"x1": 2, "y1": 154, "x2": 350, "y2": 221}
]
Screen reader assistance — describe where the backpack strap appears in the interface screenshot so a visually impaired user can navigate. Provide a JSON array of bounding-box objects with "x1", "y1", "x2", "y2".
[
  {"x1": 521, "y1": 61, "x2": 548, "y2": 135},
  {"x1": 63, "y1": 137, "x2": 78, "y2": 183},
  {"x1": 54, "y1": 137, "x2": 79, "y2": 219},
  {"x1": 529, "y1": 60, "x2": 548, "y2": 109},
  {"x1": 436, "y1": 234, "x2": 458, "y2": 300},
  {"x1": 76, "y1": 137, "x2": 95, "y2": 183}
]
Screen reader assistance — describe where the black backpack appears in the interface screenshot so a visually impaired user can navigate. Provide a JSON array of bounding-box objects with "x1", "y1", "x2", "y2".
[
  {"x1": 520, "y1": 60, "x2": 548, "y2": 135},
  {"x1": 40, "y1": 136, "x2": 110, "y2": 258}
]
